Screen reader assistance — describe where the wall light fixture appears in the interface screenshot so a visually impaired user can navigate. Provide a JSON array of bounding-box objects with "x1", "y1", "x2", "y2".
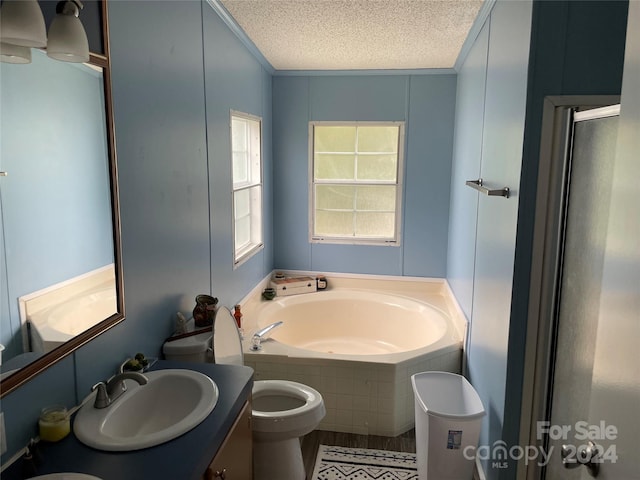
[
  {"x1": 47, "y1": 0, "x2": 89, "y2": 62},
  {"x1": 0, "y1": 0, "x2": 47, "y2": 48},
  {"x1": 0, "y1": 41, "x2": 33, "y2": 63},
  {"x1": 0, "y1": 0, "x2": 89, "y2": 64}
]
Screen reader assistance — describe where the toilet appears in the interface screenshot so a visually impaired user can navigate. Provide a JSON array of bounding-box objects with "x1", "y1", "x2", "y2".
[{"x1": 163, "y1": 306, "x2": 325, "y2": 480}]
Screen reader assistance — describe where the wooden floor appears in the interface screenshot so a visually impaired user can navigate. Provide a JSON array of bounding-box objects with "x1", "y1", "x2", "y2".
[{"x1": 301, "y1": 429, "x2": 416, "y2": 479}]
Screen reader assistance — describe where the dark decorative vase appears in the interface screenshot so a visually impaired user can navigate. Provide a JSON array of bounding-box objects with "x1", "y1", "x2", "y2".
[
  {"x1": 193, "y1": 294, "x2": 218, "y2": 327},
  {"x1": 262, "y1": 287, "x2": 276, "y2": 300}
]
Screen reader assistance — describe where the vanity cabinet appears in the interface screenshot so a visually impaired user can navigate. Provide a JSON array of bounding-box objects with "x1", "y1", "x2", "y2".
[{"x1": 204, "y1": 400, "x2": 252, "y2": 479}]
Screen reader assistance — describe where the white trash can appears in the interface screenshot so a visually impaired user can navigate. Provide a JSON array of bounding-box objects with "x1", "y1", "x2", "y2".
[{"x1": 411, "y1": 372, "x2": 485, "y2": 480}]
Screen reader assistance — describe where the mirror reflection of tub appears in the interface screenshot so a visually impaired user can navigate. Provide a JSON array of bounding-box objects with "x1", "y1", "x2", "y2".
[{"x1": 20, "y1": 265, "x2": 117, "y2": 353}]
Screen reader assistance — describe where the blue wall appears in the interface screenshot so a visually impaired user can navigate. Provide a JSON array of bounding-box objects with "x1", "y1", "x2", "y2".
[
  {"x1": 503, "y1": 2, "x2": 628, "y2": 479},
  {"x1": 448, "y1": 3, "x2": 533, "y2": 477},
  {"x1": 448, "y1": 1, "x2": 629, "y2": 479},
  {"x1": 447, "y1": 22, "x2": 488, "y2": 321},
  {"x1": 73, "y1": 0, "x2": 274, "y2": 392},
  {"x1": 272, "y1": 74, "x2": 457, "y2": 276},
  {"x1": 0, "y1": 51, "x2": 113, "y2": 359},
  {"x1": 1, "y1": 0, "x2": 273, "y2": 461},
  {"x1": 203, "y1": 5, "x2": 274, "y2": 302}
]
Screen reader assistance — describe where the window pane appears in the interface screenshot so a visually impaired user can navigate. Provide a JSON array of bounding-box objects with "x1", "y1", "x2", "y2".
[
  {"x1": 247, "y1": 118, "x2": 261, "y2": 186},
  {"x1": 357, "y1": 154, "x2": 397, "y2": 181},
  {"x1": 234, "y1": 186, "x2": 262, "y2": 260},
  {"x1": 232, "y1": 118, "x2": 247, "y2": 152},
  {"x1": 235, "y1": 215, "x2": 250, "y2": 249},
  {"x1": 233, "y1": 190, "x2": 251, "y2": 251},
  {"x1": 355, "y1": 212, "x2": 395, "y2": 237},
  {"x1": 232, "y1": 115, "x2": 261, "y2": 188},
  {"x1": 248, "y1": 185, "x2": 262, "y2": 245},
  {"x1": 356, "y1": 185, "x2": 396, "y2": 211},
  {"x1": 315, "y1": 154, "x2": 355, "y2": 180},
  {"x1": 233, "y1": 151, "x2": 248, "y2": 185},
  {"x1": 315, "y1": 126, "x2": 356, "y2": 152},
  {"x1": 316, "y1": 185, "x2": 355, "y2": 210},
  {"x1": 234, "y1": 189, "x2": 250, "y2": 219},
  {"x1": 316, "y1": 210, "x2": 354, "y2": 236},
  {"x1": 357, "y1": 126, "x2": 398, "y2": 153}
]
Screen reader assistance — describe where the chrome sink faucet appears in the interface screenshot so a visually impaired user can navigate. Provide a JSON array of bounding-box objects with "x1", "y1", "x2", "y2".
[
  {"x1": 250, "y1": 321, "x2": 283, "y2": 351},
  {"x1": 91, "y1": 371, "x2": 148, "y2": 409}
]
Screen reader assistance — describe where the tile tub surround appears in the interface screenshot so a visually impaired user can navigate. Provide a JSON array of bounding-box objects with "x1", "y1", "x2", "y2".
[{"x1": 240, "y1": 273, "x2": 465, "y2": 436}]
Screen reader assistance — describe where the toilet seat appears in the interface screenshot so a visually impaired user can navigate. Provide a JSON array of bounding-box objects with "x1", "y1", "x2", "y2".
[{"x1": 252, "y1": 379, "x2": 325, "y2": 433}]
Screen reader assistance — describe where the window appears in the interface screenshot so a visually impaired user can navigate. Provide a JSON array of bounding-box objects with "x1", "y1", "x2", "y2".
[
  {"x1": 310, "y1": 122, "x2": 404, "y2": 245},
  {"x1": 231, "y1": 111, "x2": 263, "y2": 265}
]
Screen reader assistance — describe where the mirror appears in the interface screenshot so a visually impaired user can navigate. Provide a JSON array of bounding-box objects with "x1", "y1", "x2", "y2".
[{"x1": 0, "y1": 1, "x2": 122, "y2": 397}]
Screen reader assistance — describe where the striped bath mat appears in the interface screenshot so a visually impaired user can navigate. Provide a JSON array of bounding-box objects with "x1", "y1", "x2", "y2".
[{"x1": 312, "y1": 445, "x2": 418, "y2": 479}]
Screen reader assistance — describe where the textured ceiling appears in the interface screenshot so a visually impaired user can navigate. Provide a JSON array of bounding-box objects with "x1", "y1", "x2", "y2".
[{"x1": 219, "y1": 0, "x2": 484, "y2": 71}]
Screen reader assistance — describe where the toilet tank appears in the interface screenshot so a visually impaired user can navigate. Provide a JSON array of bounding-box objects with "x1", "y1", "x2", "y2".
[{"x1": 163, "y1": 330, "x2": 212, "y2": 363}]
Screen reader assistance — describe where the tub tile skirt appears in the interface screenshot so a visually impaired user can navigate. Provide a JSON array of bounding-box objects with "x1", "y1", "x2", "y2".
[
  {"x1": 312, "y1": 445, "x2": 418, "y2": 479},
  {"x1": 245, "y1": 348, "x2": 461, "y2": 436}
]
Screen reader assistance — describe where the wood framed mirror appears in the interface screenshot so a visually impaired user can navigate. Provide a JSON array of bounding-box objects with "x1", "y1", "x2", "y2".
[{"x1": 0, "y1": 0, "x2": 124, "y2": 397}]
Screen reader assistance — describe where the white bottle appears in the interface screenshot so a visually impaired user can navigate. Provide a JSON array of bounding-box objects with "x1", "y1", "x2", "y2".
[{"x1": 175, "y1": 312, "x2": 188, "y2": 334}]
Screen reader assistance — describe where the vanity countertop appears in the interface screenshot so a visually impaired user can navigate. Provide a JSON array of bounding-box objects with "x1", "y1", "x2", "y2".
[{"x1": 3, "y1": 360, "x2": 253, "y2": 480}]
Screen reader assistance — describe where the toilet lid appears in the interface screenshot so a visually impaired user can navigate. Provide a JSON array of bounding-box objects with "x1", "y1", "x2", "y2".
[
  {"x1": 163, "y1": 318, "x2": 211, "y2": 356},
  {"x1": 213, "y1": 307, "x2": 243, "y2": 366}
]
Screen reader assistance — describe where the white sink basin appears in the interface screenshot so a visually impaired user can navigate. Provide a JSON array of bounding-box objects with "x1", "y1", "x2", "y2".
[{"x1": 74, "y1": 369, "x2": 218, "y2": 451}]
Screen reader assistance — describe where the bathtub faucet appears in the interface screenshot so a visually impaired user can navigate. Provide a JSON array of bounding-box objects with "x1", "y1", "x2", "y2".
[{"x1": 251, "y1": 321, "x2": 283, "y2": 351}]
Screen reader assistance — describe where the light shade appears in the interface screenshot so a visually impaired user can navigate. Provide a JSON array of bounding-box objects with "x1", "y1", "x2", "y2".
[
  {"x1": 46, "y1": 1, "x2": 89, "y2": 63},
  {"x1": 0, "y1": 0, "x2": 47, "y2": 48},
  {"x1": 0, "y1": 41, "x2": 32, "y2": 63}
]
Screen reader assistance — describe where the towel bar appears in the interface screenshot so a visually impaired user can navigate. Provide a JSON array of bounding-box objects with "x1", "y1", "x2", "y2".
[{"x1": 465, "y1": 178, "x2": 510, "y2": 198}]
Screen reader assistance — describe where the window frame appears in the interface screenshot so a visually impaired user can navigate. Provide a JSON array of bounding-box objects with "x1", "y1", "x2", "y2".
[
  {"x1": 308, "y1": 121, "x2": 405, "y2": 246},
  {"x1": 230, "y1": 110, "x2": 264, "y2": 267}
]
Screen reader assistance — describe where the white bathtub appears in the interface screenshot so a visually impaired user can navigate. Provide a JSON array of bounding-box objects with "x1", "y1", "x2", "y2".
[
  {"x1": 240, "y1": 273, "x2": 466, "y2": 436},
  {"x1": 257, "y1": 290, "x2": 455, "y2": 360}
]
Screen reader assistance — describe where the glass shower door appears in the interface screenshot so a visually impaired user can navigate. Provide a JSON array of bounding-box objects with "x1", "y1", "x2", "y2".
[{"x1": 544, "y1": 106, "x2": 619, "y2": 480}]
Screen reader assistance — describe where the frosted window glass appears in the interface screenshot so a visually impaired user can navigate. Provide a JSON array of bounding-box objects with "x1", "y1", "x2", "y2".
[
  {"x1": 232, "y1": 118, "x2": 247, "y2": 151},
  {"x1": 314, "y1": 154, "x2": 355, "y2": 180},
  {"x1": 356, "y1": 212, "x2": 395, "y2": 237},
  {"x1": 234, "y1": 189, "x2": 250, "y2": 219},
  {"x1": 356, "y1": 186, "x2": 396, "y2": 211},
  {"x1": 233, "y1": 152, "x2": 248, "y2": 185},
  {"x1": 235, "y1": 215, "x2": 250, "y2": 249},
  {"x1": 315, "y1": 126, "x2": 356, "y2": 152},
  {"x1": 310, "y1": 122, "x2": 403, "y2": 243},
  {"x1": 316, "y1": 210, "x2": 354, "y2": 236},
  {"x1": 316, "y1": 185, "x2": 355, "y2": 210},
  {"x1": 545, "y1": 114, "x2": 618, "y2": 480},
  {"x1": 232, "y1": 118, "x2": 248, "y2": 185},
  {"x1": 234, "y1": 188, "x2": 251, "y2": 249},
  {"x1": 357, "y1": 126, "x2": 398, "y2": 153},
  {"x1": 357, "y1": 154, "x2": 397, "y2": 181}
]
